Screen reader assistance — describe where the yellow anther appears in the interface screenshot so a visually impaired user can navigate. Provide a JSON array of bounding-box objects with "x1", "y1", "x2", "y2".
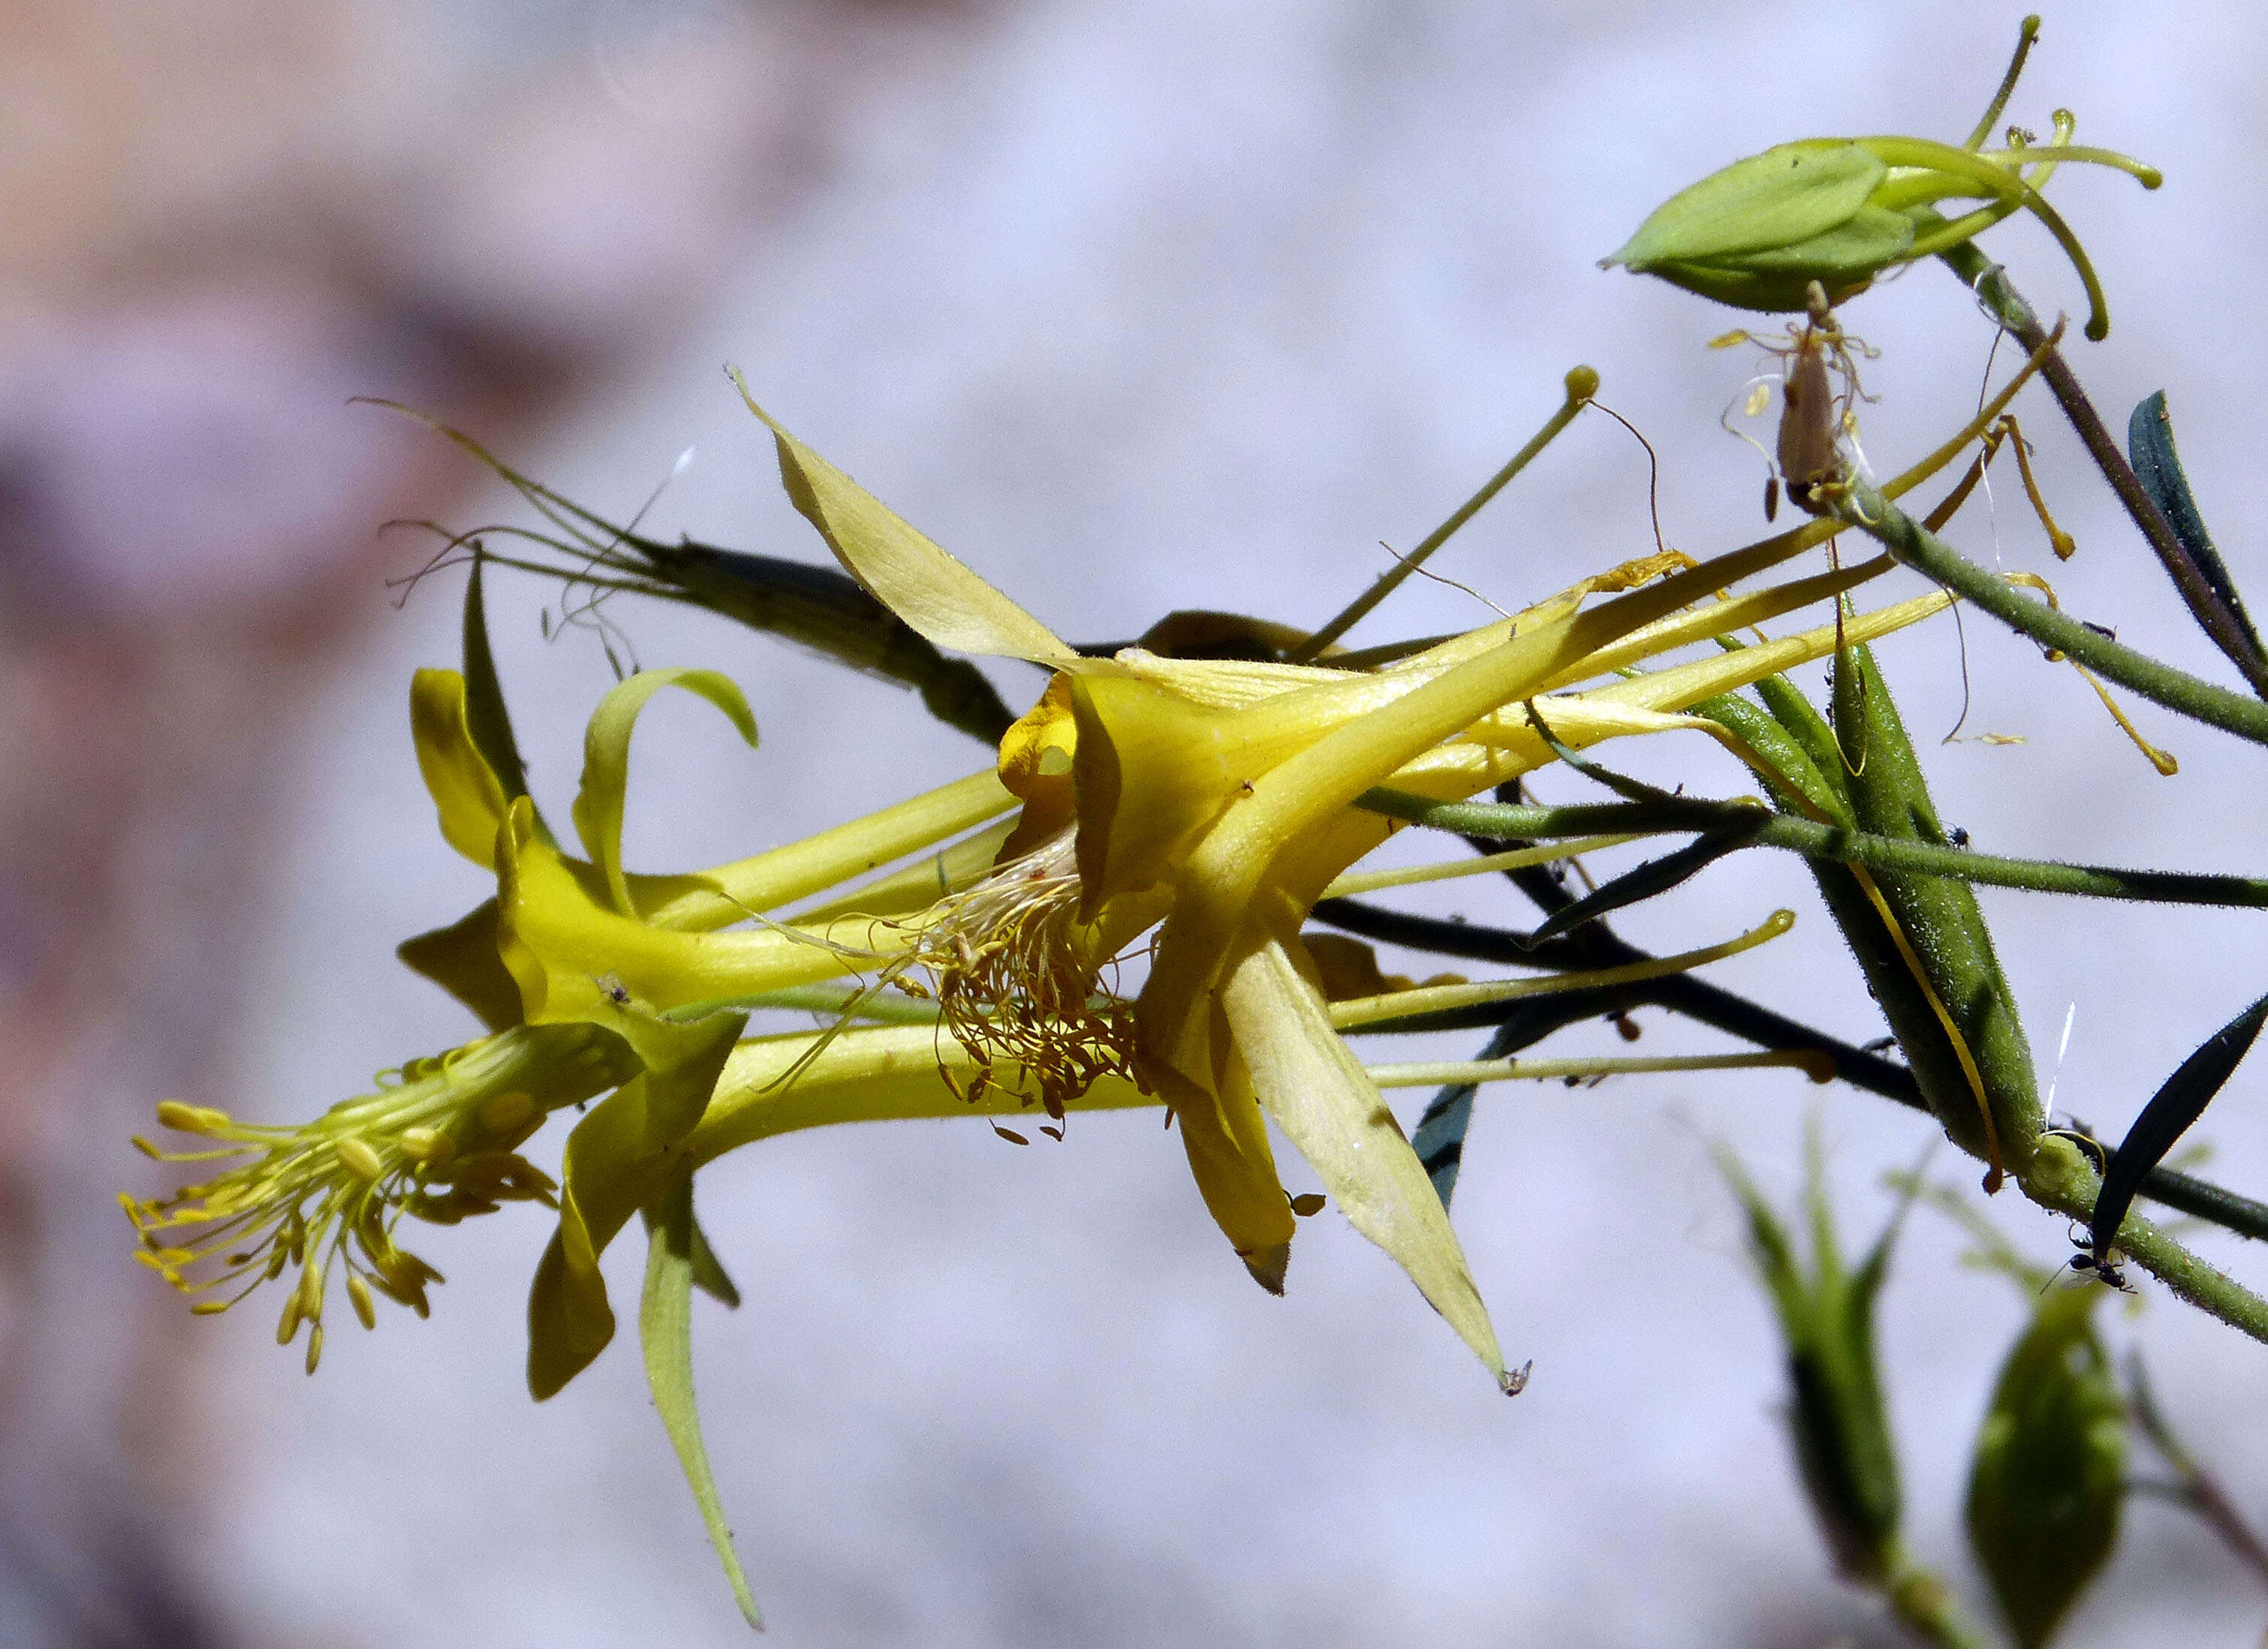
[
  {"x1": 479, "y1": 1090, "x2": 535, "y2": 1133},
  {"x1": 347, "y1": 1274, "x2": 378, "y2": 1331},
  {"x1": 155, "y1": 1100, "x2": 231, "y2": 1136},
  {"x1": 397, "y1": 1126, "x2": 452, "y2": 1164},
  {"x1": 304, "y1": 1324, "x2": 324, "y2": 1376},
  {"x1": 336, "y1": 1138, "x2": 386, "y2": 1182},
  {"x1": 131, "y1": 1136, "x2": 161, "y2": 1159},
  {"x1": 190, "y1": 1300, "x2": 230, "y2": 1316},
  {"x1": 297, "y1": 1262, "x2": 325, "y2": 1324},
  {"x1": 277, "y1": 1292, "x2": 303, "y2": 1346}
]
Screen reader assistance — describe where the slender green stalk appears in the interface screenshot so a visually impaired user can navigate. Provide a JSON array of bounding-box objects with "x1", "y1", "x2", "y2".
[
  {"x1": 2023, "y1": 1137, "x2": 2268, "y2": 1347},
  {"x1": 1355, "y1": 787, "x2": 2268, "y2": 911},
  {"x1": 1936, "y1": 245, "x2": 2268, "y2": 697},
  {"x1": 1286, "y1": 366, "x2": 1597, "y2": 662},
  {"x1": 1324, "y1": 820, "x2": 2268, "y2": 1246},
  {"x1": 1833, "y1": 482, "x2": 2268, "y2": 746},
  {"x1": 1884, "y1": 1553, "x2": 2007, "y2": 1649},
  {"x1": 1366, "y1": 1049, "x2": 1829, "y2": 1087}
]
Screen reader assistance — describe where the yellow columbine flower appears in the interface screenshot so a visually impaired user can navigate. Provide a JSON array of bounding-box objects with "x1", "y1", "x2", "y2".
[{"x1": 738, "y1": 386, "x2": 1955, "y2": 1391}]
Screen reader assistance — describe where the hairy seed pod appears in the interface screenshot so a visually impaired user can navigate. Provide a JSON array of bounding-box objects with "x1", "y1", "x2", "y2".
[{"x1": 1830, "y1": 643, "x2": 2041, "y2": 1181}]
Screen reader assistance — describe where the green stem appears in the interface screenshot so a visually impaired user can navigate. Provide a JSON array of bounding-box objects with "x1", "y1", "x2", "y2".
[
  {"x1": 1355, "y1": 788, "x2": 2268, "y2": 912},
  {"x1": 1286, "y1": 366, "x2": 1595, "y2": 663},
  {"x1": 1833, "y1": 482, "x2": 2268, "y2": 746},
  {"x1": 1882, "y1": 1552, "x2": 2006, "y2": 1649},
  {"x1": 1935, "y1": 245, "x2": 2268, "y2": 698},
  {"x1": 1321, "y1": 895, "x2": 2268, "y2": 1243},
  {"x1": 2023, "y1": 1136, "x2": 2268, "y2": 1346}
]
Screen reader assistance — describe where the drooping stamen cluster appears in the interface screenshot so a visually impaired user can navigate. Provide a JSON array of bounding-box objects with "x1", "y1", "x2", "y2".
[
  {"x1": 124, "y1": 1025, "x2": 632, "y2": 1371},
  {"x1": 875, "y1": 828, "x2": 1137, "y2": 1122}
]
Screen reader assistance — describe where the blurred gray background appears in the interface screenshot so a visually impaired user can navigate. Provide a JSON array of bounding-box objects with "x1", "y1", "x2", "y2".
[{"x1": 5, "y1": 1, "x2": 2265, "y2": 1644}]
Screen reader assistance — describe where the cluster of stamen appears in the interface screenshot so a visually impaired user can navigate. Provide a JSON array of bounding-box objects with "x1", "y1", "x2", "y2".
[
  {"x1": 878, "y1": 830, "x2": 1138, "y2": 1124},
  {"x1": 123, "y1": 1037, "x2": 567, "y2": 1373}
]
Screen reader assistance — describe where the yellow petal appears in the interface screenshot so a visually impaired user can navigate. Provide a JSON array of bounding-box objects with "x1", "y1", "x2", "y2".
[
  {"x1": 410, "y1": 669, "x2": 513, "y2": 867},
  {"x1": 396, "y1": 900, "x2": 525, "y2": 1031},
  {"x1": 737, "y1": 382, "x2": 1076, "y2": 664},
  {"x1": 690, "y1": 1022, "x2": 1154, "y2": 1163},
  {"x1": 528, "y1": 1076, "x2": 651, "y2": 1399},
  {"x1": 784, "y1": 820, "x2": 1016, "y2": 925},
  {"x1": 1131, "y1": 1021, "x2": 1297, "y2": 1292},
  {"x1": 1303, "y1": 934, "x2": 1423, "y2": 1002},
  {"x1": 652, "y1": 766, "x2": 1017, "y2": 932},
  {"x1": 494, "y1": 799, "x2": 876, "y2": 1021},
  {"x1": 570, "y1": 668, "x2": 757, "y2": 917},
  {"x1": 1221, "y1": 918, "x2": 1510, "y2": 1384}
]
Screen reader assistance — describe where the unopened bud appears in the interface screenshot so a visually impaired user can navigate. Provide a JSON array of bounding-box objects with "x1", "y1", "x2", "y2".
[
  {"x1": 1718, "y1": 1133, "x2": 1910, "y2": 1584},
  {"x1": 1601, "y1": 65, "x2": 2158, "y2": 341},
  {"x1": 1965, "y1": 1288, "x2": 2124, "y2": 1649}
]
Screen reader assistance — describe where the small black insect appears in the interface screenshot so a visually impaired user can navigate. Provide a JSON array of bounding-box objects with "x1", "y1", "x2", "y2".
[
  {"x1": 1859, "y1": 1034, "x2": 1899, "y2": 1055},
  {"x1": 2082, "y1": 620, "x2": 2119, "y2": 642},
  {"x1": 1948, "y1": 826, "x2": 1971, "y2": 850},
  {"x1": 2056, "y1": 1220, "x2": 2136, "y2": 1292},
  {"x1": 2064, "y1": 1250, "x2": 2136, "y2": 1292}
]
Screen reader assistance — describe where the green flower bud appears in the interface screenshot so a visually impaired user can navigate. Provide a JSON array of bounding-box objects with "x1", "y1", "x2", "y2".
[
  {"x1": 1829, "y1": 643, "x2": 2042, "y2": 1186},
  {"x1": 1602, "y1": 141, "x2": 1914, "y2": 314},
  {"x1": 1600, "y1": 20, "x2": 2158, "y2": 339},
  {"x1": 1709, "y1": 650, "x2": 2041, "y2": 1190},
  {"x1": 1718, "y1": 1130, "x2": 1911, "y2": 1584},
  {"x1": 1966, "y1": 1287, "x2": 2125, "y2": 1648}
]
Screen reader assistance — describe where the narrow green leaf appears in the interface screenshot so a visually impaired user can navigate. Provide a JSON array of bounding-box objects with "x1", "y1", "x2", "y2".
[
  {"x1": 1525, "y1": 827, "x2": 1760, "y2": 944},
  {"x1": 2128, "y1": 391, "x2": 2265, "y2": 661},
  {"x1": 644, "y1": 1175, "x2": 762, "y2": 1629},
  {"x1": 2093, "y1": 989, "x2": 2268, "y2": 1262}
]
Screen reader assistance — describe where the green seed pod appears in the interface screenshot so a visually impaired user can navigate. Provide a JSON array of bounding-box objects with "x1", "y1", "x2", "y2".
[
  {"x1": 1966, "y1": 1288, "x2": 2125, "y2": 1648},
  {"x1": 1717, "y1": 1133, "x2": 1910, "y2": 1584},
  {"x1": 1599, "y1": 20, "x2": 2159, "y2": 338},
  {"x1": 1601, "y1": 142, "x2": 1913, "y2": 314},
  {"x1": 1831, "y1": 643, "x2": 2041, "y2": 1179}
]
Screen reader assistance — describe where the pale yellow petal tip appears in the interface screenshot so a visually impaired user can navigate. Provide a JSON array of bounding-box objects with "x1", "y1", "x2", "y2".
[
  {"x1": 1241, "y1": 1241, "x2": 1291, "y2": 1295},
  {"x1": 1499, "y1": 1359, "x2": 1535, "y2": 1397}
]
